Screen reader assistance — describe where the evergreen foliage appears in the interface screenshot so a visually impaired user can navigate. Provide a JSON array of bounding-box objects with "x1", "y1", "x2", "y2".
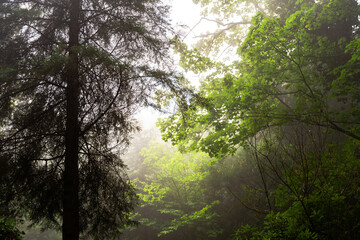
[{"x1": 0, "y1": 0, "x2": 186, "y2": 239}]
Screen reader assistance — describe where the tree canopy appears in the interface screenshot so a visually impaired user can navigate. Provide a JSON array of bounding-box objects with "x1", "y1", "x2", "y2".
[
  {"x1": 158, "y1": 0, "x2": 360, "y2": 239},
  {"x1": 160, "y1": 0, "x2": 360, "y2": 155}
]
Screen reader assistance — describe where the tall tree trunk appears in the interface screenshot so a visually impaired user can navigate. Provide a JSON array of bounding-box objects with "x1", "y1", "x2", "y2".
[{"x1": 63, "y1": 0, "x2": 81, "y2": 239}]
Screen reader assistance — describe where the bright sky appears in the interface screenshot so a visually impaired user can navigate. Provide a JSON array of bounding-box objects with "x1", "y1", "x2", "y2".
[
  {"x1": 169, "y1": 0, "x2": 219, "y2": 44},
  {"x1": 170, "y1": 0, "x2": 201, "y2": 28},
  {"x1": 170, "y1": 0, "x2": 205, "y2": 43}
]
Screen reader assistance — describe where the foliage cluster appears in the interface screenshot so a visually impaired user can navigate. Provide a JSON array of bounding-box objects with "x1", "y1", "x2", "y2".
[
  {"x1": 124, "y1": 140, "x2": 222, "y2": 239},
  {"x1": 123, "y1": 136, "x2": 263, "y2": 240},
  {"x1": 0, "y1": 218, "x2": 24, "y2": 240}
]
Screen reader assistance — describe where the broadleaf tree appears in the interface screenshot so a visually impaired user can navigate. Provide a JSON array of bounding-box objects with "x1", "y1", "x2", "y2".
[
  {"x1": 161, "y1": 0, "x2": 360, "y2": 155},
  {"x1": 159, "y1": 0, "x2": 360, "y2": 238},
  {"x1": 123, "y1": 138, "x2": 260, "y2": 240},
  {"x1": 134, "y1": 141, "x2": 220, "y2": 239},
  {"x1": 0, "y1": 0, "x2": 187, "y2": 239}
]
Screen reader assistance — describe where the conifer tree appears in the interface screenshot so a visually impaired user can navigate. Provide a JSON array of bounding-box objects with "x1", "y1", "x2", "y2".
[{"x1": 0, "y1": 0, "x2": 184, "y2": 239}]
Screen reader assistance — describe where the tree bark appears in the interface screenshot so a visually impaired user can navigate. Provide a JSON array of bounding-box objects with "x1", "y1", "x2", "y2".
[{"x1": 63, "y1": 0, "x2": 81, "y2": 239}]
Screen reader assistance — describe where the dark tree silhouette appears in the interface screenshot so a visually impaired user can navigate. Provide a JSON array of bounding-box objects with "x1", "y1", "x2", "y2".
[{"x1": 0, "y1": 0, "x2": 186, "y2": 239}]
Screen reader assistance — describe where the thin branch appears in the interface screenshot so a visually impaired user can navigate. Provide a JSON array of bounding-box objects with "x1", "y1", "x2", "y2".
[
  {"x1": 182, "y1": 17, "x2": 252, "y2": 41},
  {"x1": 195, "y1": 20, "x2": 252, "y2": 39}
]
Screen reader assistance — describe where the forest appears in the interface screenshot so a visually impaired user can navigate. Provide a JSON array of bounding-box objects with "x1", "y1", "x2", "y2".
[{"x1": 1, "y1": 0, "x2": 360, "y2": 239}]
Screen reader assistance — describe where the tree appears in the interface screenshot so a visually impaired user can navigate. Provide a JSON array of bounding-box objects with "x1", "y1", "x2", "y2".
[
  {"x1": 123, "y1": 139, "x2": 258, "y2": 240},
  {"x1": 0, "y1": 0, "x2": 186, "y2": 239},
  {"x1": 159, "y1": 0, "x2": 360, "y2": 238},
  {"x1": 132, "y1": 141, "x2": 220, "y2": 239},
  {"x1": 161, "y1": 0, "x2": 360, "y2": 155}
]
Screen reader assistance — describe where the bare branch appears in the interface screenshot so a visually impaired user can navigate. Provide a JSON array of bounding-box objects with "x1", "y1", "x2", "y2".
[{"x1": 183, "y1": 17, "x2": 252, "y2": 41}]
